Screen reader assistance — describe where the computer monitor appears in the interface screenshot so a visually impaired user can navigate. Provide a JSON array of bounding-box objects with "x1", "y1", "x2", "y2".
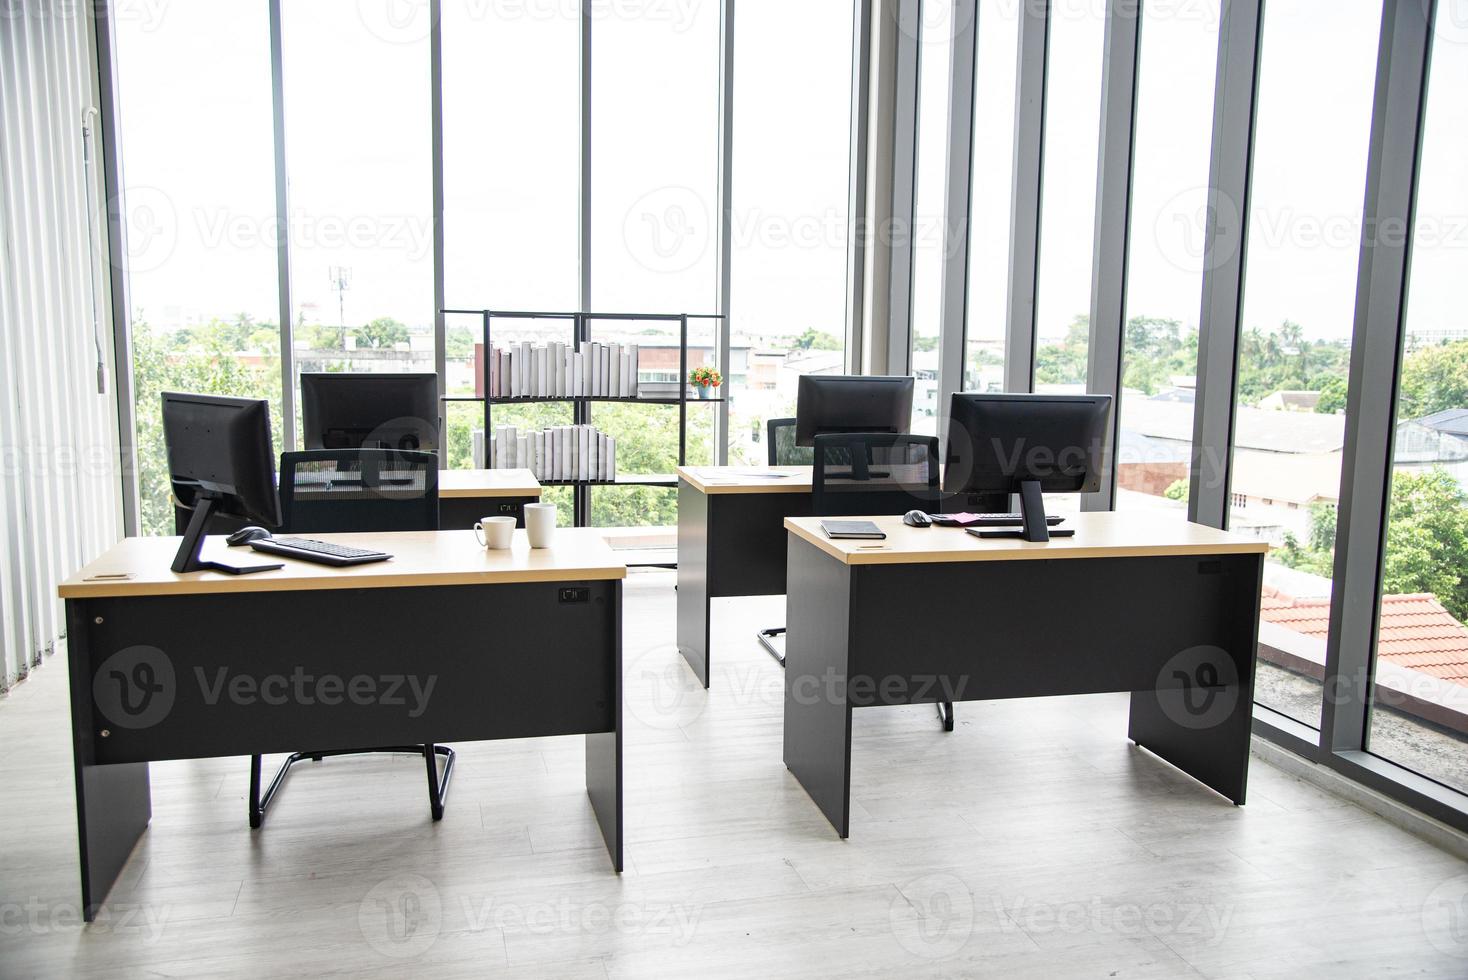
[
  {"x1": 794, "y1": 375, "x2": 915, "y2": 447},
  {"x1": 942, "y1": 392, "x2": 1112, "y2": 542},
  {"x1": 162, "y1": 392, "x2": 284, "y2": 574},
  {"x1": 300, "y1": 373, "x2": 439, "y2": 453}
]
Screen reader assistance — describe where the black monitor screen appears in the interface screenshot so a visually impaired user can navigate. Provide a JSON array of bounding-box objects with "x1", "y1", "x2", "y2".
[
  {"x1": 942, "y1": 392, "x2": 1112, "y2": 495},
  {"x1": 300, "y1": 373, "x2": 439, "y2": 452},
  {"x1": 794, "y1": 375, "x2": 915, "y2": 447},
  {"x1": 161, "y1": 391, "x2": 281, "y2": 526}
]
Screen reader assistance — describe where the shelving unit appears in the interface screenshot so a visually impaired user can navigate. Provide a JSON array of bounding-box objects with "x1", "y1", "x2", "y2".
[{"x1": 438, "y1": 308, "x2": 725, "y2": 532}]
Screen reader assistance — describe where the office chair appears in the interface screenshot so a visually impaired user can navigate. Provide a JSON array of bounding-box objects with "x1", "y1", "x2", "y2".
[
  {"x1": 811, "y1": 432, "x2": 955, "y2": 732},
  {"x1": 247, "y1": 448, "x2": 452, "y2": 828},
  {"x1": 755, "y1": 419, "x2": 815, "y2": 665},
  {"x1": 765, "y1": 417, "x2": 814, "y2": 467}
]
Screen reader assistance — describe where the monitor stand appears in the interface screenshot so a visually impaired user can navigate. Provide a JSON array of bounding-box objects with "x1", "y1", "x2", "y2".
[
  {"x1": 171, "y1": 494, "x2": 284, "y2": 575},
  {"x1": 975, "y1": 480, "x2": 1075, "y2": 542}
]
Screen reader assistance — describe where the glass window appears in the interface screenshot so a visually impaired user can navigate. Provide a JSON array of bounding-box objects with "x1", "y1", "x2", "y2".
[
  {"x1": 1114, "y1": 0, "x2": 1220, "y2": 514},
  {"x1": 114, "y1": 3, "x2": 282, "y2": 536},
  {"x1": 1032, "y1": 0, "x2": 1105, "y2": 394},
  {"x1": 726, "y1": 0, "x2": 854, "y2": 466},
  {"x1": 281, "y1": 1, "x2": 435, "y2": 446},
  {"x1": 963, "y1": 0, "x2": 1019, "y2": 393},
  {"x1": 1366, "y1": 6, "x2": 1468, "y2": 794},
  {"x1": 442, "y1": 2, "x2": 580, "y2": 471},
  {"x1": 1232, "y1": 0, "x2": 1382, "y2": 728},
  {"x1": 910, "y1": 3, "x2": 956, "y2": 435},
  {"x1": 590, "y1": 0, "x2": 721, "y2": 316}
]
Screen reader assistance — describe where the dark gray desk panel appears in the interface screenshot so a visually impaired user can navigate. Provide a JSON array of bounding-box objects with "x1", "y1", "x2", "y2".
[
  {"x1": 67, "y1": 578, "x2": 623, "y2": 918},
  {"x1": 782, "y1": 534, "x2": 1263, "y2": 836}
]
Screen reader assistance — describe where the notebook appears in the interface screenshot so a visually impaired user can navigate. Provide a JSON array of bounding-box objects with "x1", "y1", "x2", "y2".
[{"x1": 820, "y1": 520, "x2": 886, "y2": 540}]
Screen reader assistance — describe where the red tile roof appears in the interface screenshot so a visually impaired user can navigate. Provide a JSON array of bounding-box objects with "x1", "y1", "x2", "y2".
[{"x1": 1260, "y1": 587, "x2": 1468, "y2": 686}]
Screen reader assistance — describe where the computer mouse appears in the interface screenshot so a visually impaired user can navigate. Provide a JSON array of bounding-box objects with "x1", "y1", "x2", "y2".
[
  {"x1": 226, "y1": 526, "x2": 273, "y2": 547},
  {"x1": 902, "y1": 510, "x2": 932, "y2": 528}
]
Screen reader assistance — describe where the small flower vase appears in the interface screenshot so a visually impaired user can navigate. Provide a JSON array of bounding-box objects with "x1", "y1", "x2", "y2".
[{"x1": 696, "y1": 385, "x2": 712, "y2": 399}]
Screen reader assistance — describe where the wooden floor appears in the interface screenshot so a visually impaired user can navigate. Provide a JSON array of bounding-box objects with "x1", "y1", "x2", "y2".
[{"x1": 3, "y1": 570, "x2": 1466, "y2": 978}]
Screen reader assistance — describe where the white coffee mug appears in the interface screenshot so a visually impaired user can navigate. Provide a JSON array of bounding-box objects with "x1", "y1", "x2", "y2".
[
  {"x1": 474, "y1": 515, "x2": 516, "y2": 549},
  {"x1": 524, "y1": 502, "x2": 557, "y2": 549}
]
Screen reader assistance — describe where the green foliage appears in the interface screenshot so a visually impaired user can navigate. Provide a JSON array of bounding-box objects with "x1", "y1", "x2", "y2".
[
  {"x1": 1237, "y1": 321, "x2": 1350, "y2": 407},
  {"x1": 1381, "y1": 468, "x2": 1468, "y2": 622},
  {"x1": 131, "y1": 317, "x2": 283, "y2": 536},
  {"x1": 1398, "y1": 340, "x2": 1468, "y2": 419},
  {"x1": 794, "y1": 328, "x2": 843, "y2": 351},
  {"x1": 445, "y1": 325, "x2": 477, "y2": 361},
  {"x1": 1308, "y1": 502, "x2": 1338, "y2": 553},
  {"x1": 1035, "y1": 315, "x2": 1091, "y2": 386},
  {"x1": 1163, "y1": 478, "x2": 1189, "y2": 502},
  {"x1": 1315, "y1": 376, "x2": 1349, "y2": 415},
  {"x1": 1269, "y1": 468, "x2": 1468, "y2": 622},
  {"x1": 354, "y1": 317, "x2": 410, "y2": 350}
]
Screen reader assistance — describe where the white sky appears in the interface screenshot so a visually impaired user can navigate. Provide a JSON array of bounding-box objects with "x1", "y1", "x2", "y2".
[{"x1": 113, "y1": 0, "x2": 1468, "y2": 350}]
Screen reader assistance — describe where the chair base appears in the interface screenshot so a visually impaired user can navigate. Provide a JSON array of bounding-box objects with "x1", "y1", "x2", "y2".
[
  {"x1": 757, "y1": 626, "x2": 786, "y2": 666},
  {"x1": 248, "y1": 744, "x2": 455, "y2": 829}
]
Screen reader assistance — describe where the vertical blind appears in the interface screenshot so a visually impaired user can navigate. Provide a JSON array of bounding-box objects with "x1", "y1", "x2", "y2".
[{"x1": 0, "y1": 5, "x2": 122, "y2": 690}]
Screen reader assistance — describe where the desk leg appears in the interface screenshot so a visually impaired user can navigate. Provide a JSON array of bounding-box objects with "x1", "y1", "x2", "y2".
[
  {"x1": 676, "y1": 480, "x2": 711, "y2": 688},
  {"x1": 67, "y1": 602, "x2": 152, "y2": 921},
  {"x1": 782, "y1": 537, "x2": 854, "y2": 838},
  {"x1": 586, "y1": 582, "x2": 624, "y2": 871},
  {"x1": 1127, "y1": 555, "x2": 1263, "y2": 805}
]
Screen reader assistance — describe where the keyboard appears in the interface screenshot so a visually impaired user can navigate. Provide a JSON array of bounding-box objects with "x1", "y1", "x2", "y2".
[
  {"x1": 931, "y1": 513, "x2": 1065, "y2": 528},
  {"x1": 248, "y1": 536, "x2": 392, "y2": 567}
]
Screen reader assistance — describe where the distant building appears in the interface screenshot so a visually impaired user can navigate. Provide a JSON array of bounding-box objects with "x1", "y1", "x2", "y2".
[{"x1": 1259, "y1": 390, "x2": 1322, "y2": 413}]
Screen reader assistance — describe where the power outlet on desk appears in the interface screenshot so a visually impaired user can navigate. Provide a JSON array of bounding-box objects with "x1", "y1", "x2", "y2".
[{"x1": 559, "y1": 587, "x2": 590, "y2": 603}]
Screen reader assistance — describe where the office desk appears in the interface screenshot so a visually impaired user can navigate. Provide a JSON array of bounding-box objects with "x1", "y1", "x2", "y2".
[
  {"x1": 173, "y1": 468, "x2": 542, "y2": 534},
  {"x1": 437, "y1": 467, "x2": 542, "y2": 529},
  {"x1": 59, "y1": 528, "x2": 624, "y2": 919},
  {"x1": 676, "y1": 467, "x2": 813, "y2": 687},
  {"x1": 675, "y1": 466, "x2": 1002, "y2": 688},
  {"x1": 781, "y1": 512, "x2": 1268, "y2": 837}
]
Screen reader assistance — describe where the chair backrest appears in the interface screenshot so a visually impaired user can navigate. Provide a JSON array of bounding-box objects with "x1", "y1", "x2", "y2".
[
  {"x1": 279, "y1": 449, "x2": 439, "y2": 533},
  {"x1": 766, "y1": 417, "x2": 814, "y2": 467},
  {"x1": 811, "y1": 433, "x2": 941, "y2": 517}
]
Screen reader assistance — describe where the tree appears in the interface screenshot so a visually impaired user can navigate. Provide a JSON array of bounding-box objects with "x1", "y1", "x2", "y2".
[
  {"x1": 794, "y1": 328, "x2": 843, "y2": 351},
  {"x1": 354, "y1": 317, "x2": 410, "y2": 350},
  {"x1": 1381, "y1": 468, "x2": 1468, "y2": 622},
  {"x1": 1397, "y1": 340, "x2": 1468, "y2": 419},
  {"x1": 1308, "y1": 501, "x2": 1338, "y2": 554},
  {"x1": 1315, "y1": 376, "x2": 1349, "y2": 415},
  {"x1": 130, "y1": 317, "x2": 283, "y2": 536},
  {"x1": 1035, "y1": 315, "x2": 1090, "y2": 386}
]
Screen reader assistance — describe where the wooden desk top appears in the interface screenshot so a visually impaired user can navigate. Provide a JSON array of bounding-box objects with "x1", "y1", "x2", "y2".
[
  {"x1": 59, "y1": 528, "x2": 624, "y2": 599},
  {"x1": 438, "y1": 468, "x2": 542, "y2": 498},
  {"x1": 784, "y1": 512, "x2": 1269, "y2": 566},
  {"x1": 677, "y1": 466, "x2": 813, "y2": 494}
]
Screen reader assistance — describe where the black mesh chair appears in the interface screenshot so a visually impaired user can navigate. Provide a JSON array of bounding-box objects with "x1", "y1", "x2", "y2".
[
  {"x1": 766, "y1": 417, "x2": 814, "y2": 467},
  {"x1": 812, "y1": 432, "x2": 954, "y2": 731},
  {"x1": 248, "y1": 448, "x2": 452, "y2": 827}
]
